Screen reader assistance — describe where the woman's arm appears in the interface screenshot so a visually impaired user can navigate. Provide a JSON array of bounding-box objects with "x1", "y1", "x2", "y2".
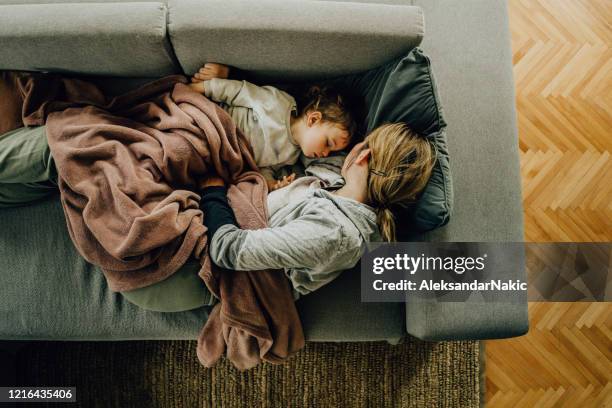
[
  {"x1": 200, "y1": 177, "x2": 362, "y2": 274},
  {"x1": 200, "y1": 176, "x2": 238, "y2": 240},
  {"x1": 210, "y1": 212, "x2": 361, "y2": 273}
]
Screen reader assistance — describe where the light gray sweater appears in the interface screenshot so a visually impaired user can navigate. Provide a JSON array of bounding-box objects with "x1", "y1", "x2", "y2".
[{"x1": 209, "y1": 177, "x2": 381, "y2": 299}]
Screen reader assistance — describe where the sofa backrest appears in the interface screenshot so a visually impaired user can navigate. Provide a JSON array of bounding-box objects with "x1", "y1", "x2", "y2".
[
  {"x1": 169, "y1": 0, "x2": 423, "y2": 81},
  {"x1": 0, "y1": 1, "x2": 179, "y2": 77},
  {"x1": 0, "y1": 0, "x2": 423, "y2": 80}
]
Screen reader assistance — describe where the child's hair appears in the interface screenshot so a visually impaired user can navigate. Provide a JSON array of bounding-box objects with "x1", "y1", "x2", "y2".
[
  {"x1": 365, "y1": 123, "x2": 437, "y2": 242},
  {"x1": 295, "y1": 84, "x2": 361, "y2": 140}
]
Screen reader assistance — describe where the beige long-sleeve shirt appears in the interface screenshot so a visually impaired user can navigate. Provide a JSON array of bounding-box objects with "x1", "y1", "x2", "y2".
[{"x1": 203, "y1": 78, "x2": 300, "y2": 178}]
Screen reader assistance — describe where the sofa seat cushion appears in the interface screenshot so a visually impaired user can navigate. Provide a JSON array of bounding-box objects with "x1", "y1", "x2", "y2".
[
  {"x1": 0, "y1": 198, "x2": 210, "y2": 340},
  {"x1": 403, "y1": 0, "x2": 529, "y2": 340},
  {"x1": 412, "y1": 0, "x2": 525, "y2": 243},
  {"x1": 0, "y1": 196, "x2": 404, "y2": 341}
]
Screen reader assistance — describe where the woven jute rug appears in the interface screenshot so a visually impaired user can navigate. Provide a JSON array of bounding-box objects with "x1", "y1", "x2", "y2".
[{"x1": 15, "y1": 339, "x2": 481, "y2": 407}]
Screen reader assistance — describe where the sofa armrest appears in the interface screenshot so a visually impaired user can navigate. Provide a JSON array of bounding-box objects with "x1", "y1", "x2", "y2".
[
  {"x1": 399, "y1": 0, "x2": 530, "y2": 341},
  {"x1": 404, "y1": 244, "x2": 530, "y2": 341},
  {"x1": 405, "y1": 301, "x2": 529, "y2": 341}
]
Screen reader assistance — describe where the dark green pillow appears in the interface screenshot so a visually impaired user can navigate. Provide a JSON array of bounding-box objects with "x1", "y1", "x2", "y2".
[{"x1": 332, "y1": 47, "x2": 453, "y2": 233}]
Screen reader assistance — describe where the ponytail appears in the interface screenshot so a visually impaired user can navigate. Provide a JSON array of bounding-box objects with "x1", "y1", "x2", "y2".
[
  {"x1": 376, "y1": 207, "x2": 396, "y2": 243},
  {"x1": 365, "y1": 123, "x2": 437, "y2": 242}
]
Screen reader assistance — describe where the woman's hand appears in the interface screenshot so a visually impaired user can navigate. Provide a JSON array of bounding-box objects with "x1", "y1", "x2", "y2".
[
  {"x1": 192, "y1": 63, "x2": 230, "y2": 83},
  {"x1": 201, "y1": 175, "x2": 226, "y2": 188}
]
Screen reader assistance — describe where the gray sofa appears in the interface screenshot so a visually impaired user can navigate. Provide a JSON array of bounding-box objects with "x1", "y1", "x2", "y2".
[{"x1": 0, "y1": 0, "x2": 528, "y2": 343}]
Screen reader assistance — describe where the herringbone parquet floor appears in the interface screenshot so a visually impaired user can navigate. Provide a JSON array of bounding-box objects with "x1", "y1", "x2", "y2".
[{"x1": 485, "y1": 1, "x2": 611, "y2": 406}]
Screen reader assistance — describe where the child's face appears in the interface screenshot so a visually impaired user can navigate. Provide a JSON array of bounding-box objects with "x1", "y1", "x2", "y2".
[{"x1": 299, "y1": 118, "x2": 350, "y2": 159}]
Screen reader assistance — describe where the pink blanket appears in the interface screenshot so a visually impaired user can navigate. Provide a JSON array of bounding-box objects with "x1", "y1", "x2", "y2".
[{"x1": 1, "y1": 71, "x2": 305, "y2": 369}]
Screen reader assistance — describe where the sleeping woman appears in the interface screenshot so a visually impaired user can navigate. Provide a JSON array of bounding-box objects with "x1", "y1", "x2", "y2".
[
  {"x1": 121, "y1": 121, "x2": 437, "y2": 309},
  {"x1": 199, "y1": 122, "x2": 436, "y2": 300}
]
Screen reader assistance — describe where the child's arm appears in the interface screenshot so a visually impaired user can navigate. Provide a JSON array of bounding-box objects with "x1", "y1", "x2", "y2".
[
  {"x1": 198, "y1": 79, "x2": 289, "y2": 112},
  {"x1": 189, "y1": 63, "x2": 229, "y2": 94},
  {"x1": 189, "y1": 78, "x2": 241, "y2": 104},
  {"x1": 260, "y1": 166, "x2": 296, "y2": 192},
  {"x1": 192, "y1": 63, "x2": 230, "y2": 82},
  {"x1": 189, "y1": 64, "x2": 290, "y2": 111},
  {"x1": 265, "y1": 173, "x2": 295, "y2": 192}
]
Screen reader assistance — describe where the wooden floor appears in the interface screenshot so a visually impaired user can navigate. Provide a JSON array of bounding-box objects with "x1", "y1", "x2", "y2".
[{"x1": 485, "y1": 0, "x2": 611, "y2": 406}]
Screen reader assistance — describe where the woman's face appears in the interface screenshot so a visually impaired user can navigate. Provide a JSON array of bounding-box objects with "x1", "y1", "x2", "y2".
[{"x1": 341, "y1": 141, "x2": 370, "y2": 182}]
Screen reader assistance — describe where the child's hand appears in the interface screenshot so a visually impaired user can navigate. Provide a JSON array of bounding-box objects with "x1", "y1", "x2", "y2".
[
  {"x1": 192, "y1": 63, "x2": 230, "y2": 83},
  {"x1": 188, "y1": 82, "x2": 206, "y2": 94},
  {"x1": 267, "y1": 173, "x2": 296, "y2": 192}
]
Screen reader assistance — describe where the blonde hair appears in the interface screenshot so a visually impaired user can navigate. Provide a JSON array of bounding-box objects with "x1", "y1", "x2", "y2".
[{"x1": 365, "y1": 123, "x2": 437, "y2": 242}]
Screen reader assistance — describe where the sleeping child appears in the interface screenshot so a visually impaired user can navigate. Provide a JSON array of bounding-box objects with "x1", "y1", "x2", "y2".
[{"x1": 189, "y1": 63, "x2": 359, "y2": 191}]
